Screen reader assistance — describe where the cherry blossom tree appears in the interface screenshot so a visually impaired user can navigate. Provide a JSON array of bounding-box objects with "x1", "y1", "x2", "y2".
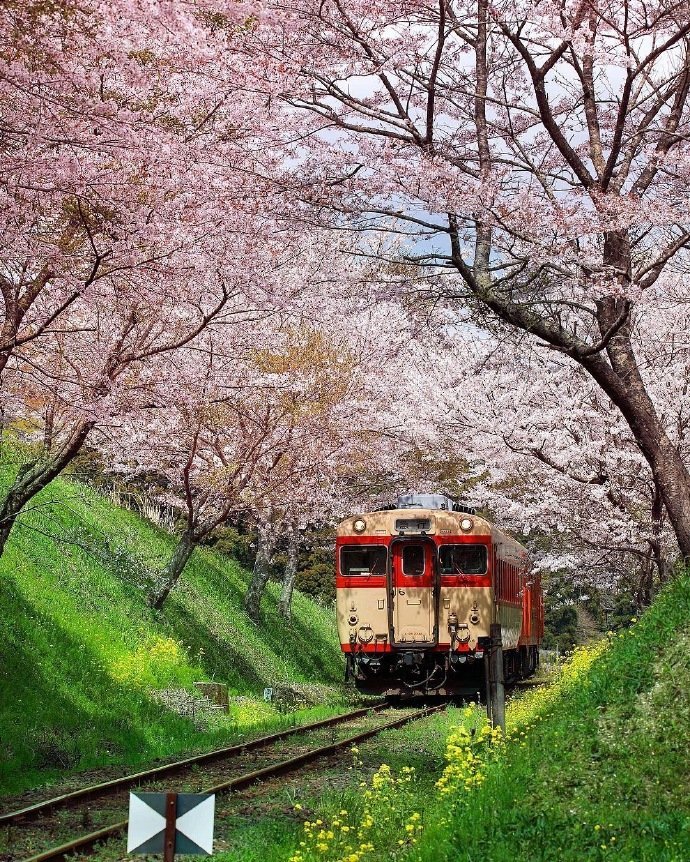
[
  {"x1": 0, "y1": 264, "x2": 245, "y2": 553},
  {"x1": 0, "y1": 0, "x2": 251, "y2": 380},
  {"x1": 465, "y1": 354, "x2": 675, "y2": 604},
  {"x1": 248, "y1": 0, "x2": 690, "y2": 561},
  {"x1": 412, "y1": 291, "x2": 688, "y2": 603},
  {"x1": 146, "y1": 379, "x2": 310, "y2": 612},
  {"x1": 0, "y1": 0, "x2": 285, "y2": 557},
  {"x1": 91, "y1": 230, "x2": 418, "y2": 613}
]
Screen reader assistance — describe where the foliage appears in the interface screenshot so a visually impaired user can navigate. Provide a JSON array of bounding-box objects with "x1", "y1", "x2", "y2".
[
  {"x1": 206, "y1": 523, "x2": 258, "y2": 571},
  {"x1": 542, "y1": 571, "x2": 595, "y2": 651},
  {"x1": 542, "y1": 603, "x2": 579, "y2": 652},
  {"x1": 296, "y1": 561, "x2": 336, "y2": 605},
  {"x1": 295, "y1": 526, "x2": 336, "y2": 604}
]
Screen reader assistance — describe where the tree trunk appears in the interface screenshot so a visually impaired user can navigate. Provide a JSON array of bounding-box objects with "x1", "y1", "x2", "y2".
[
  {"x1": 278, "y1": 527, "x2": 300, "y2": 621},
  {"x1": 585, "y1": 355, "x2": 690, "y2": 562},
  {"x1": 579, "y1": 241, "x2": 690, "y2": 563},
  {"x1": 244, "y1": 511, "x2": 275, "y2": 622},
  {"x1": 0, "y1": 419, "x2": 94, "y2": 558},
  {"x1": 43, "y1": 401, "x2": 55, "y2": 454},
  {"x1": 579, "y1": 235, "x2": 690, "y2": 563},
  {"x1": 149, "y1": 530, "x2": 197, "y2": 610}
]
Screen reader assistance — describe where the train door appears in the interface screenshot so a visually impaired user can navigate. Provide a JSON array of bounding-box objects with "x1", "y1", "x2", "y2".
[{"x1": 390, "y1": 541, "x2": 435, "y2": 644}]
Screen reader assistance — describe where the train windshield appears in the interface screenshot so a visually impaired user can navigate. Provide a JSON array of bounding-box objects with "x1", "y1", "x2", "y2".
[
  {"x1": 340, "y1": 546, "x2": 387, "y2": 576},
  {"x1": 402, "y1": 544, "x2": 425, "y2": 576},
  {"x1": 438, "y1": 544, "x2": 487, "y2": 575}
]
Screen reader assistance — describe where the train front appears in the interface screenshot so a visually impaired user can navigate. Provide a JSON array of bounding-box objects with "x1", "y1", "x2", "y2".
[{"x1": 335, "y1": 494, "x2": 493, "y2": 697}]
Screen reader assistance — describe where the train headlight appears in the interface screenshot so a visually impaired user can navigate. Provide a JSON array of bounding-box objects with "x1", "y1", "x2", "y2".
[
  {"x1": 353, "y1": 518, "x2": 367, "y2": 533},
  {"x1": 460, "y1": 517, "x2": 473, "y2": 532}
]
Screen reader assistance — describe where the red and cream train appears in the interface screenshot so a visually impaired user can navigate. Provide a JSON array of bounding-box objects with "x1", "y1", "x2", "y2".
[{"x1": 336, "y1": 493, "x2": 543, "y2": 696}]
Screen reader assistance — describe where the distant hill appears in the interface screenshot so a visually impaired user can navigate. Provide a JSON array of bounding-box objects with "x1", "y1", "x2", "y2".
[{"x1": 0, "y1": 467, "x2": 343, "y2": 795}]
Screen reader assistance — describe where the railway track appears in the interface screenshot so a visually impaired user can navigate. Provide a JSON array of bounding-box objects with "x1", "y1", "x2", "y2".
[{"x1": 0, "y1": 703, "x2": 444, "y2": 862}]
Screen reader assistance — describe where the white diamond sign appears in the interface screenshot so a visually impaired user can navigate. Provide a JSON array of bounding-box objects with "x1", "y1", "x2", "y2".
[{"x1": 127, "y1": 792, "x2": 215, "y2": 856}]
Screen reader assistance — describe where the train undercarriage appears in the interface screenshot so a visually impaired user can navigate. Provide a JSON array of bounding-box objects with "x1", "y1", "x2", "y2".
[{"x1": 347, "y1": 643, "x2": 539, "y2": 699}]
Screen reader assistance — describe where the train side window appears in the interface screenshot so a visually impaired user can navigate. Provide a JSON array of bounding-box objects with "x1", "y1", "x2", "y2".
[
  {"x1": 402, "y1": 544, "x2": 425, "y2": 576},
  {"x1": 439, "y1": 544, "x2": 487, "y2": 575},
  {"x1": 340, "y1": 546, "x2": 387, "y2": 576}
]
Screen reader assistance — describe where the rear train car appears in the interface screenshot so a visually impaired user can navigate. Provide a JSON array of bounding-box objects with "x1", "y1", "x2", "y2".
[{"x1": 336, "y1": 493, "x2": 543, "y2": 697}]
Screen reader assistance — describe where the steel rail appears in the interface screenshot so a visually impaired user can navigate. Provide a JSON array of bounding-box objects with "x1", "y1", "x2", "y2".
[
  {"x1": 1, "y1": 703, "x2": 388, "y2": 826},
  {"x1": 18, "y1": 704, "x2": 445, "y2": 862}
]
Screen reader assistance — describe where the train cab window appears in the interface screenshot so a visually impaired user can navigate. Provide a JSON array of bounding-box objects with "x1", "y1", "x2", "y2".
[
  {"x1": 439, "y1": 544, "x2": 488, "y2": 575},
  {"x1": 402, "y1": 544, "x2": 425, "y2": 576},
  {"x1": 340, "y1": 546, "x2": 387, "y2": 577}
]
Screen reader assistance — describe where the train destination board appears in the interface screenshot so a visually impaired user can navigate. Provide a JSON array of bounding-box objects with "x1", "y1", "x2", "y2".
[{"x1": 394, "y1": 518, "x2": 431, "y2": 533}]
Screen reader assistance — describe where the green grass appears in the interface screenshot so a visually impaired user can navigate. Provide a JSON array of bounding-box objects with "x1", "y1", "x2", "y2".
[
  {"x1": 0, "y1": 463, "x2": 345, "y2": 796},
  {"x1": 414, "y1": 570, "x2": 690, "y2": 862},
  {"x1": 213, "y1": 707, "x2": 467, "y2": 862}
]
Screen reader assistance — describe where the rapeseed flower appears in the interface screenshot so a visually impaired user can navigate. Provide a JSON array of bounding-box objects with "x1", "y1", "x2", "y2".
[{"x1": 293, "y1": 749, "x2": 424, "y2": 862}]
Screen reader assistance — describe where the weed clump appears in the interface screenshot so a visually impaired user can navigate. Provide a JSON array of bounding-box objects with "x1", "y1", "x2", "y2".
[{"x1": 291, "y1": 760, "x2": 422, "y2": 862}]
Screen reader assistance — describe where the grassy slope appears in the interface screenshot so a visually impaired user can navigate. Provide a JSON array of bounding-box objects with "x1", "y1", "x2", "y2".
[
  {"x1": 418, "y1": 570, "x2": 690, "y2": 862},
  {"x1": 0, "y1": 466, "x2": 344, "y2": 795}
]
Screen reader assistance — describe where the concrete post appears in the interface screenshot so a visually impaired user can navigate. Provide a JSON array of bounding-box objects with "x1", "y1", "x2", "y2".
[{"x1": 489, "y1": 622, "x2": 505, "y2": 731}]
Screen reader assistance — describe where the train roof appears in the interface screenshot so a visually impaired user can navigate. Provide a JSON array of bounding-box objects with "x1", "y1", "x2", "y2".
[{"x1": 336, "y1": 506, "x2": 489, "y2": 536}]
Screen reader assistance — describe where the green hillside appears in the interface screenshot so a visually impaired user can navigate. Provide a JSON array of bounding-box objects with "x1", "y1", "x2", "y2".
[
  {"x1": 0, "y1": 465, "x2": 344, "y2": 796},
  {"x1": 416, "y1": 569, "x2": 690, "y2": 862}
]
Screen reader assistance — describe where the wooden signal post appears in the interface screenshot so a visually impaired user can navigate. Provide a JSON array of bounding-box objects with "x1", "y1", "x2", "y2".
[{"x1": 164, "y1": 794, "x2": 178, "y2": 862}]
